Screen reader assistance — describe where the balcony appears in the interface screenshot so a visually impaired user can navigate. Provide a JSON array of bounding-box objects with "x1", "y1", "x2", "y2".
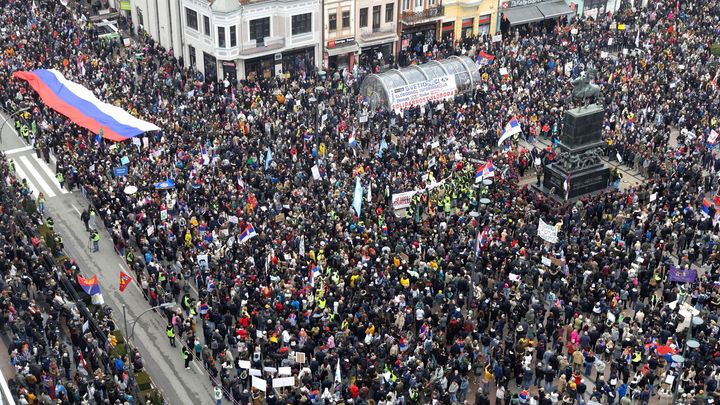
[
  {"x1": 400, "y1": 5, "x2": 444, "y2": 25},
  {"x1": 237, "y1": 37, "x2": 286, "y2": 56},
  {"x1": 359, "y1": 26, "x2": 396, "y2": 39}
]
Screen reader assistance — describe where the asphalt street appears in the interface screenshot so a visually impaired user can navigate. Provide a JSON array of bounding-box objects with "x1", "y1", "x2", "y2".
[{"x1": 0, "y1": 114, "x2": 215, "y2": 405}]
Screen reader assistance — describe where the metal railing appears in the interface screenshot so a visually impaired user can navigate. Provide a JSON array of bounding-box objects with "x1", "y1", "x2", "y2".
[{"x1": 400, "y1": 5, "x2": 444, "y2": 24}]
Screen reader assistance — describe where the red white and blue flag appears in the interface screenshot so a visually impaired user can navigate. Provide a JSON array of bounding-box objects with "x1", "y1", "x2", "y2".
[
  {"x1": 498, "y1": 116, "x2": 521, "y2": 146},
  {"x1": 239, "y1": 224, "x2": 257, "y2": 244},
  {"x1": 477, "y1": 51, "x2": 495, "y2": 66},
  {"x1": 12, "y1": 69, "x2": 160, "y2": 141},
  {"x1": 476, "y1": 161, "x2": 495, "y2": 183},
  {"x1": 702, "y1": 198, "x2": 713, "y2": 216},
  {"x1": 476, "y1": 227, "x2": 489, "y2": 256},
  {"x1": 77, "y1": 274, "x2": 101, "y2": 296}
]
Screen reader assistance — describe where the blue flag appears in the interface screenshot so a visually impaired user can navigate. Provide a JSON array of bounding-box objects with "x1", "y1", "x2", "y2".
[
  {"x1": 378, "y1": 139, "x2": 388, "y2": 158},
  {"x1": 154, "y1": 179, "x2": 176, "y2": 190},
  {"x1": 352, "y1": 176, "x2": 363, "y2": 217},
  {"x1": 265, "y1": 147, "x2": 273, "y2": 170}
]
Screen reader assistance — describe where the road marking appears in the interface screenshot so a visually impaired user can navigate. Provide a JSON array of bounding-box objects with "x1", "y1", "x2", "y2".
[
  {"x1": 192, "y1": 362, "x2": 204, "y2": 375},
  {"x1": 19, "y1": 156, "x2": 56, "y2": 198},
  {"x1": 32, "y1": 155, "x2": 68, "y2": 194},
  {"x1": 3, "y1": 145, "x2": 32, "y2": 155},
  {"x1": 12, "y1": 160, "x2": 38, "y2": 198},
  {"x1": 71, "y1": 204, "x2": 81, "y2": 216}
]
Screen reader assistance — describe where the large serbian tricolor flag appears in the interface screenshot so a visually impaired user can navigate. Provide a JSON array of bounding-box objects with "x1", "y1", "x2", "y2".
[{"x1": 12, "y1": 69, "x2": 160, "y2": 141}]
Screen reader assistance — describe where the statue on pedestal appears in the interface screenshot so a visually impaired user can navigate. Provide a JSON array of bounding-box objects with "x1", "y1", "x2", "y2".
[{"x1": 570, "y1": 67, "x2": 601, "y2": 107}]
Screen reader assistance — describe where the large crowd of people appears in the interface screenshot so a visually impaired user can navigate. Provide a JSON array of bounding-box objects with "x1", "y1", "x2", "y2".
[{"x1": 1, "y1": 0, "x2": 720, "y2": 403}]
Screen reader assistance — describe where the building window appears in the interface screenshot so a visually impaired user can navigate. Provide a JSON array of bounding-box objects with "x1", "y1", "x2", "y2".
[
  {"x1": 203, "y1": 15, "x2": 210, "y2": 36},
  {"x1": 372, "y1": 6, "x2": 381, "y2": 28},
  {"x1": 249, "y1": 17, "x2": 270, "y2": 42},
  {"x1": 230, "y1": 25, "x2": 237, "y2": 47},
  {"x1": 218, "y1": 26, "x2": 226, "y2": 48},
  {"x1": 185, "y1": 8, "x2": 198, "y2": 30},
  {"x1": 429, "y1": 0, "x2": 436, "y2": 5},
  {"x1": 414, "y1": 0, "x2": 422, "y2": 7},
  {"x1": 188, "y1": 45, "x2": 196, "y2": 67},
  {"x1": 328, "y1": 12, "x2": 337, "y2": 31},
  {"x1": 461, "y1": 17, "x2": 474, "y2": 38},
  {"x1": 342, "y1": 10, "x2": 350, "y2": 28},
  {"x1": 385, "y1": 3, "x2": 394, "y2": 22},
  {"x1": 136, "y1": 6, "x2": 143, "y2": 27},
  {"x1": 359, "y1": 8, "x2": 368, "y2": 28},
  {"x1": 402, "y1": 0, "x2": 410, "y2": 10},
  {"x1": 291, "y1": 13, "x2": 312, "y2": 35}
]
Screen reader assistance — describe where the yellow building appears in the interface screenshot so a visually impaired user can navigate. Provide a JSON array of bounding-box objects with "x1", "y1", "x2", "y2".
[{"x1": 439, "y1": 0, "x2": 498, "y2": 41}]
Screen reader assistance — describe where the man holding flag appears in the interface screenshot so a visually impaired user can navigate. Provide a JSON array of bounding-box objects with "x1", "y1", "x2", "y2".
[{"x1": 498, "y1": 116, "x2": 522, "y2": 147}]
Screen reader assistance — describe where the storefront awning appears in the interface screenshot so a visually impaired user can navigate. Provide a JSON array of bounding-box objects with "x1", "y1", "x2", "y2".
[
  {"x1": 360, "y1": 35, "x2": 399, "y2": 49},
  {"x1": 505, "y1": 5, "x2": 545, "y2": 26},
  {"x1": 327, "y1": 43, "x2": 360, "y2": 57},
  {"x1": 537, "y1": 1, "x2": 573, "y2": 18}
]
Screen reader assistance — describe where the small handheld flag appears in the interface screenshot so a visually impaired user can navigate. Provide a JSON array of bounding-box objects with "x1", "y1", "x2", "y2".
[
  {"x1": 563, "y1": 174, "x2": 571, "y2": 200},
  {"x1": 498, "y1": 117, "x2": 521, "y2": 146},
  {"x1": 77, "y1": 274, "x2": 101, "y2": 296},
  {"x1": 239, "y1": 224, "x2": 257, "y2": 244},
  {"x1": 119, "y1": 271, "x2": 133, "y2": 292}
]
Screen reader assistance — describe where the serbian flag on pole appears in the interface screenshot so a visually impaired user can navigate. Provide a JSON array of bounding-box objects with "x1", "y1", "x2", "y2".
[
  {"x1": 564, "y1": 174, "x2": 571, "y2": 200},
  {"x1": 239, "y1": 224, "x2": 257, "y2": 244},
  {"x1": 476, "y1": 161, "x2": 495, "y2": 183},
  {"x1": 12, "y1": 69, "x2": 160, "y2": 141},
  {"x1": 119, "y1": 271, "x2": 133, "y2": 292},
  {"x1": 498, "y1": 117, "x2": 521, "y2": 146},
  {"x1": 702, "y1": 198, "x2": 713, "y2": 216},
  {"x1": 477, "y1": 51, "x2": 495, "y2": 66},
  {"x1": 77, "y1": 274, "x2": 101, "y2": 296}
]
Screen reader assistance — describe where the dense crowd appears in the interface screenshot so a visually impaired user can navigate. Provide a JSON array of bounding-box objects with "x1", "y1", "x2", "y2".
[{"x1": 2, "y1": 0, "x2": 720, "y2": 404}]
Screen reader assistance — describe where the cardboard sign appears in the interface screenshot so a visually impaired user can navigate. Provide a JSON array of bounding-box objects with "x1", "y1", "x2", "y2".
[
  {"x1": 252, "y1": 376, "x2": 267, "y2": 392},
  {"x1": 273, "y1": 376, "x2": 295, "y2": 388},
  {"x1": 311, "y1": 165, "x2": 321, "y2": 180},
  {"x1": 275, "y1": 213, "x2": 286, "y2": 223},
  {"x1": 295, "y1": 352, "x2": 306, "y2": 363}
]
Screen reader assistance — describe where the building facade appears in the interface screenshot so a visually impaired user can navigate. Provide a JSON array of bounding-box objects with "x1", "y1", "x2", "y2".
[
  {"x1": 440, "y1": 0, "x2": 497, "y2": 41},
  {"x1": 397, "y1": 0, "x2": 445, "y2": 56},
  {"x1": 354, "y1": 0, "x2": 399, "y2": 67},
  {"x1": 322, "y1": 0, "x2": 358, "y2": 70},
  {"x1": 132, "y1": 0, "x2": 322, "y2": 80}
]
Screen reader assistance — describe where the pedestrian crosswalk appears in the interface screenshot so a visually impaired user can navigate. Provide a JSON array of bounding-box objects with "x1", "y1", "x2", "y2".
[{"x1": 7, "y1": 151, "x2": 69, "y2": 199}]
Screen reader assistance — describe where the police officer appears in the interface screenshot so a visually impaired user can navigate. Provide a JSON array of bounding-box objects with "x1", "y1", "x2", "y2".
[
  {"x1": 166, "y1": 324, "x2": 176, "y2": 347},
  {"x1": 46, "y1": 216, "x2": 54, "y2": 231},
  {"x1": 56, "y1": 171, "x2": 65, "y2": 190},
  {"x1": 90, "y1": 229, "x2": 100, "y2": 252}
]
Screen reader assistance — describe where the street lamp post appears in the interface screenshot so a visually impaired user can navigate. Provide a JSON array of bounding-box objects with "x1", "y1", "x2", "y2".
[
  {"x1": 125, "y1": 302, "x2": 176, "y2": 342},
  {"x1": 0, "y1": 106, "x2": 32, "y2": 144}
]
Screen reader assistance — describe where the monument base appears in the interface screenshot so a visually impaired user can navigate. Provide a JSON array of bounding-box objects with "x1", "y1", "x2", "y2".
[{"x1": 540, "y1": 163, "x2": 610, "y2": 200}]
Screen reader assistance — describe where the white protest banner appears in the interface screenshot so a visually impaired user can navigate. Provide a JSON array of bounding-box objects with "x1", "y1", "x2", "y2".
[
  {"x1": 238, "y1": 360, "x2": 251, "y2": 369},
  {"x1": 537, "y1": 219, "x2": 559, "y2": 244},
  {"x1": 132, "y1": 137, "x2": 141, "y2": 149},
  {"x1": 273, "y1": 377, "x2": 295, "y2": 388},
  {"x1": 252, "y1": 376, "x2": 267, "y2": 392},
  {"x1": 278, "y1": 367, "x2": 292, "y2": 376},
  {"x1": 649, "y1": 193, "x2": 657, "y2": 202},
  {"x1": 492, "y1": 34, "x2": 502, "y2": 42},
  {"x1": 295, "y1": 352, "x2": 306, "y2": 363},
  {"x1": 708, "y1": 130, "x2": 719, "y2": 145},
  {"x1": 249, "y1": 368, "x2": 262, "y2": 377},
  {"x1": 499, "y1": 67, "x2": 509, "y2": 76},
  {"x1": 392, "y1": 191, "x2": 417, "y2": 210},
  {"x1": 311, "y1": 165, "x2": 321, "y2": 180},
  {"x1": 388, "y1": 76, "x2": 457, "y2": 111},
  {"x1": 197, "y1": 254, "x2": 209, "y2": 271},
  {"x1": 147, "y1": 225, "x2": 155, "y2": 237},
  {"x1": 541, "y1": 256, "x2": 552, "y2": 266},
  {"x1": 228, "y1": 215, "x2": 239, "y2": 224}
]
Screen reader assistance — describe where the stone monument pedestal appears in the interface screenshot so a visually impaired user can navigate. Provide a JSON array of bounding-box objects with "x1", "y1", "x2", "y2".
[{"x1": 534, "y1": 104, "x2": 610, "y2": 201}]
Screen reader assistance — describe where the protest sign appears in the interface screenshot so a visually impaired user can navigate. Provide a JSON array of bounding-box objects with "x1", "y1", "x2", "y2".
[
  {"x1": 537, "y1": 219, "x2": 558, "y2": 244},
  {"x1": 392, "y1": 191, "x2": 416, "y2": 210}
]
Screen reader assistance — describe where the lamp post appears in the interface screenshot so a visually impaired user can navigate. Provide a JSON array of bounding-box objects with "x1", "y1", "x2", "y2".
[
  {"x1": 671, "y1": 316, "x2": 703, "y2": 404},
  {"x1": 126, "y1": 302, "x2": 176, "y2": 341},
  {"x1": 0, "y1": 106, "x2": 32, "y2": 144}
]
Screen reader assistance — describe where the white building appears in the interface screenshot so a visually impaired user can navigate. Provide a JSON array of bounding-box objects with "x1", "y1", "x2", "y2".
[{"x1": 131, "y1": 0, "x2": 322, "y2": 80}]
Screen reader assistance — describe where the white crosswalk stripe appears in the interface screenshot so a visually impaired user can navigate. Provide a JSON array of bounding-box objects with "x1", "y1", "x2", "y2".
[
  {"x1": 10, "y1": 152, "x2": 67, "y2": 199},
  {"x1": 31, "y1": 154, "x2": 68, "y2": 194},
  {"x1": 19, "y1": 155, "x2": 56, "y2": 198},
  {"x1": 12, "y1": 159, "x2": 38, "y2": 198}
]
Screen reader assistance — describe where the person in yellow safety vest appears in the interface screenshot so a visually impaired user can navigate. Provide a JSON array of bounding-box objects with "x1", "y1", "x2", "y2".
[
  {"x1": 166, "y1": 324, "x2": 176, "y2": 347},
  {"x1": 46, "y1": 216, "x2": 54, "y2": 231},
  {"x1": 91, "y1": 229, "x2": 100, "y2": 252},
  {"x1": 316, "y1": 297, "x2": 326, "y2": 310},
  {"x1": 56, "y1": 171, "x2": 65, "y2": 189},
  {"x1": 631, "y1": 351, "x2": 642, "y2": 370},
  {"x1": 341, "y1": 319, "x2": 349, "y2": 330},
  {"x1": 182, "y1": 346, "x2": 192, "y2": 369}
]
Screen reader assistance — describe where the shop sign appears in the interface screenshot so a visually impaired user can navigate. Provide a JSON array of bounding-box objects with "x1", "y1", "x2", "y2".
[
  {"x1": 502, "y1": 0, "x2": 544, "y2": 8},
  {"x1": 222, "y1": 61, "x2": 236, "y2": 67},
  {"x1": 327, "y1": 38, "x2": 355, "y2": 48}
]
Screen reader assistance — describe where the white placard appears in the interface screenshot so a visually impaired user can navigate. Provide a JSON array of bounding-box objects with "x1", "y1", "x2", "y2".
[
  {"x1": 278, "y1": 367, "x2": 292, "y2": 376},
  {"x1": 499, "y1": 67, "x2": 509, "y2": 76},
  {"x1": 239, "y1": 360, "x2": 251, "y2": 369},
  {"x1": 252, "y1": 376, "x2": 267, "y2": 392},
  {"x1": 649, "y1": 193, "x2": 657, "y2": 202},
  {"x1": 600, "y1": 51, "x2": 608, "y2": 58},
  {"x1": 541, "y1": 256, "x2": 552, "y2": 266},
  {"x1": 263, "y1": 367, "x2": 277, "y2": 374},
  {"x1": 272, "y1": 376, "x2": 295, "y2": 388},
  {"x1": 147, "y1": 225, "x2": 155, "y2": 237},
  {"x1": 607, "y1": 312, "x2": 616, "y2": 323},
  {"x1": 228, "y1": 215, "x2": 239, "y2": 224},
  {"x1": 132, "y1": 137, "x2": 141, "y2": 148},
  {"x1": 537, "y1": 219, "x2": 559, "y2": 244},
  {"x1": 391, "y1": 191, "x2": 417, "y2": 210},
  {"x1": 295, "y1": 352, "x2": 306, "y2": 363},
  {"x1": 249, "y1": 368, "x2": 262, "y2": 377},
  {"x1": 492, "y1": 34, "x2": 502, "y2": 43},
  {"x1": 311, "y1": 165, "x2": 321, "y2": 180}
]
